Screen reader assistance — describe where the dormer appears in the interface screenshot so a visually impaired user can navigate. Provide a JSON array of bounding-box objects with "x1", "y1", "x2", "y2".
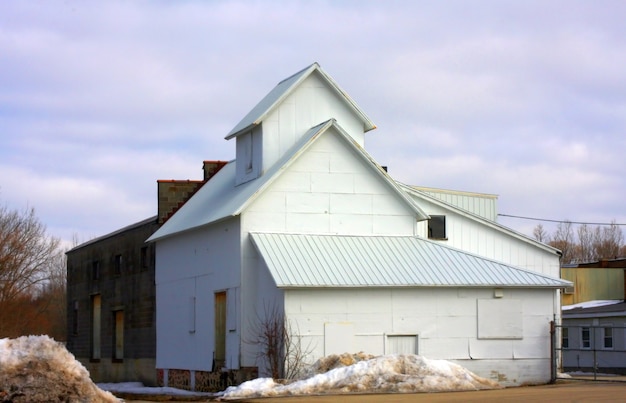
[{"x1": 226, "y1": 63, "x2": 376, "y2": 185}]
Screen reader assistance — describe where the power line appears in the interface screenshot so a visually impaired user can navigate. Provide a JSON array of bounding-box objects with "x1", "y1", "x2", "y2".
[{"x1": 497, "y1": 213, "x2": 626, "y2": 226}]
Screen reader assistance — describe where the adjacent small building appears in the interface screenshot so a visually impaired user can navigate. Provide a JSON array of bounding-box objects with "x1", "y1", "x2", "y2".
[
  {"x1": 560, "y1": 258, "x2": 626, "y2": 374},
  {"x1": 561, "y1": 258, "x2": 626, "y2": 306},
  {"x1": 561, "y1": 301, "x2": 626, "y2": 374},
  {"x1": 66, "y1": 216, "x2": 159, "y2": 385}
]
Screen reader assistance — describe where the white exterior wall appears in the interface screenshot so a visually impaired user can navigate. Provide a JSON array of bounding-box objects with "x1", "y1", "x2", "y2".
[
  {"x1": 243, "y1": 129, "x2": 417, "y2": 237},
  {"x1": 155, "y1": 217, "x2": 242, "y2": 371},
  {"x1": 261, "y1": 72, "x2": 366, "y2": 173},
  {"x1": 284, "y1": 287, "x2": 557, "y2": 386},
  {"x1": 416, "y1": 200, "x2": 560, "y2": 278},
  {"x1": 415, "y1": 188, "x2": 498, "y2": 221},
  {"x1": 239, "y1": 127, "x2": 420, "y2": 375}
]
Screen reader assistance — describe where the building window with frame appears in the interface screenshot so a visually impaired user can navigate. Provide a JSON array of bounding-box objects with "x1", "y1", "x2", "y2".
[
  {"x1": 603, "y1": 326, "x2": 613, "y2": 349},
  {"x1": 562, "y1": 327, "x2": 569, "y2": 349},
  {"x1": 581, "y1": 327, "x2": 591, "y2": 349},
  {"x1": 92, "y1": 260, "x2": 100, "y2": 281},
  {"x1": 114, "y1": 254, "x2": 123, "y2": 275},
  {"x1": 428, "y1": 215, "x2": 446, "y2": 240},
  {"x1": 140, "y1": 246, "x2": 148, "y2": 269},
  {"x1": 72, "y1": 300, "x2": 79, "y2": 335}
]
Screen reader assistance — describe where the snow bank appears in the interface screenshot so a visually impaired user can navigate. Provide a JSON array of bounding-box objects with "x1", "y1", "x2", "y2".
[
  {"x1": 562, "y1": 300, "x2": 622, "y2": 310},
  {"x1": 218, "y1": 354, "x2": 501, "y2": 400},
  {"x1": 99, "y1": 381, "x2": 212, "y2": 398},
  {"x1": 0, "y1": 335, "x2": 118, "y2": 402}
]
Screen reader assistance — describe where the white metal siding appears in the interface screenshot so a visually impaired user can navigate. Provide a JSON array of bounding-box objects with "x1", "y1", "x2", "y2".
[
  {"x1": 284, "y1": 287, "x2": 556, "y2": 386},
  {"x1": 155, "y1": 218, "x2": 242, "y2": 371},
  {"x1": 244, "y1": 131, "x2": 417, "y2": 237},
  {"x1": 417, "y1": 200, "x2": 560, "y2": 278}
]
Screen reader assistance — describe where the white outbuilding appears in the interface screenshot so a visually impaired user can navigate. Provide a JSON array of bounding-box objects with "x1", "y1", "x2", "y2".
[{"x1": 148, "y1": 63, "x2": 570, "y2": 390}]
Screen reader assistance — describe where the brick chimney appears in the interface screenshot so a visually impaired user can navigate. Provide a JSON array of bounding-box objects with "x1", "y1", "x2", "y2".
[
  {"x1": 203, "y1": 160, "x2": 228, "y2": 181},
  {"x1": 157, "y1": 160, "x2": 228, "y2": 224},
  {"x1": 157, "y1": 180, "x2": 204, "y2": 224}
]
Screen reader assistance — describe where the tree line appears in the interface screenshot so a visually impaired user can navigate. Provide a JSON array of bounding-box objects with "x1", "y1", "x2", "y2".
[
  {"x1": 533, "y1": 220, "x2": 625, "y2": 265},
  {"x1": 0, "y1": 203, "x2": 66, "y2": 340}
]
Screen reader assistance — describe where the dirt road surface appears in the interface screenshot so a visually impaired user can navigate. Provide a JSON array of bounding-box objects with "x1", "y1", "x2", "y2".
[
  {"x1": 235, "y1": 381, "x2": 626, "y2": 402},
  {"x1": 126, "y1": 380, "x2": 626, "y2": 402}
]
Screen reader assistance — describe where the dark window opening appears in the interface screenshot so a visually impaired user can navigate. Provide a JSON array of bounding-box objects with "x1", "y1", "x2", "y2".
[
  {"x1": 140, "y1": 246, "x2": 148, "y2": 269},
  {"x1": 561, "y1": 327, "x2": 569, "y2": 349},
  {"x1": 92, "y1": 261, "x2": 100, "y2": 280},
  {"x1": 72, "y1": 300, "x2": 79, "y2": 335},
  {"x1": 428, "y1": 215, "x2": 447, "y2": 239},
  {"x1": 114, "y1": 254, "x2": 123, "y2": 275},
  {"x1": 604, "y1": 327, "x2": 613, "y2": 349},
  {"x1": 581, "y1": 327, "x2": 591, "y2": 349}
]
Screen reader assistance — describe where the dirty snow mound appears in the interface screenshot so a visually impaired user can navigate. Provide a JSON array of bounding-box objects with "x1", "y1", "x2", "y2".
[
  {"x1": 308, "y1": 352, "x2": 375, "y2": 375},
  {"x1": 218, "y1": 354, "x2": 500, "y2": 400},
  {"x1": 0, "y1": 335, "x2": 118, "y2": 402}
]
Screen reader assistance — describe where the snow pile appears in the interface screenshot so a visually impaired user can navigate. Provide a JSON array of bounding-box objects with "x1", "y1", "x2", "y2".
[
  {"x1": 218, "y1": 354, "x2": 501, "y2": 400},
  {"x1": 0, "y1": 335, "x2": 118, "y2": 402},
  {"x1": 562, "y1": 300, "x2": 622, "y2": 310},
  {"x1": 305, "y1": 351, "x2": 375, "y2": 375},
  {"x1": 99, "y1": 382, "x2": 212, "y2": 398}
]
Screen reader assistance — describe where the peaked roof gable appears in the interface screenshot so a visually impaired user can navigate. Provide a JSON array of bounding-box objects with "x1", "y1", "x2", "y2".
[
  {"x1": 148, "y1": 120, "x2": 427, "y2": 242},
  {"x1": 225, "y1": 63, "x2": 376, "y2": 140},
  {"x1": 250, "y1": 232, "x2": 573, "y2": 289},
  {"x1": 398, "y1": 183, "x2": 562, "y2": 257}
]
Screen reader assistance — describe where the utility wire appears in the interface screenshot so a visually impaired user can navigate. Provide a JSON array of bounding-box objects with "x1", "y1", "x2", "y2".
[{"x1": 497, "y1": 213, "x2": 626, "y2": 226}]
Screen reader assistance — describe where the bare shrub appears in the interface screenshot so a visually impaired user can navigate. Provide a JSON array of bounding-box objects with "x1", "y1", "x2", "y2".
[{"x1": 245, "y1": 302, "x2": 313, "y2": 380}]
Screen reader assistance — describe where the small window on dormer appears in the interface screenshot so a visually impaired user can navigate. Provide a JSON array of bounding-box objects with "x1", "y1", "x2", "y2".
[
  {"x1": 428, "y1": 215, "x2": 446, "y2": 240},
  {"x1": 244, "y1": 132, "x2": 253, "y2": 173}
]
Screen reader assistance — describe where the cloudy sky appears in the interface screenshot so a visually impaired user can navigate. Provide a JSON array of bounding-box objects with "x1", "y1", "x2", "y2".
[{"x1": 1, "y1": 0, "x2": 625, "y2": 248}]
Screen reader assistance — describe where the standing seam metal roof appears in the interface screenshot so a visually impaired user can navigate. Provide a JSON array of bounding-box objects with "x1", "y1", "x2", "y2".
[
  {"x1": 225, "y1": 62, "x2": 376, "y2": 140},
  {"x1": 250, "y1": 232, "x2": 573, "y2": 289}
]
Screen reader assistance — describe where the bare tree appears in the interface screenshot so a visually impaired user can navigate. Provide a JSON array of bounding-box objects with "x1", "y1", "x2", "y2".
[
  {"x1": 576, "y1": 224, "x2": 595, "y2": 263},
  {"x1": 549, "y1": 221, "x2": 575, "y2": 264},
  {"x1": 593, "y1": 220, "x2": 623, "y2": 260},
  {"x1": 246, "y1": 302, "x2": 312, "y2": 380},
  {"x1": 542, "y1": 219, "x2": 625, "y2": 264},
  {"x1": 0, "y1": 204, "x2": 61, "y2": 337},
  {"x1": 533, "y1": 224, "x2": 549, "y2": 243}
]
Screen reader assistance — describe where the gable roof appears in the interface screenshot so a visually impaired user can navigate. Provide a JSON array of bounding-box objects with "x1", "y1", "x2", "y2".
[
  {"x1": 399, "y1": 183, "x2": 562, "y2": 257},
  {"x1": 250, "y1": 232, "x2": 573, "y2": 289},
  {"x1": 225, "y1": 62, "x2": 376, "y2": 140},
  {"x1": 67, "y1": 215, "x2": 158, "y2": 254},
  {"x1": 148, "y1": 119, "x2": 428, "y2": 242}
]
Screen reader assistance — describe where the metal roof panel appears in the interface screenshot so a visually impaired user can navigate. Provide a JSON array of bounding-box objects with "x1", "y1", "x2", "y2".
[{"x1": 250, "y1": 233, "x2": 572, "y2": 289}]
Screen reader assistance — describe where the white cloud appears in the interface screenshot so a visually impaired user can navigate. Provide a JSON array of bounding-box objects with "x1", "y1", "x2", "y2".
[{"x1": 1, "y1": 0, "x2": 626, "y2": 243}]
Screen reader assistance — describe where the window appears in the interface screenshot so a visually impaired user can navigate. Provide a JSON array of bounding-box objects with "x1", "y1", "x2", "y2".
[
  {"x1": 92, "y1": 261, "x2": 100, "y2": 280},
  {"x1": 244, "y1": 132, "x2": 253, "y2": 173},
  {"x1": 140, "y1": 246, "x2": 148, "y2": 269},
  {"x1": 581, "y1": 327, "x2": 591, "y2": 349},
  {"x1": 72, "y1": 300, "x2": 79, "y2": 335},
  {"x1": 113, "y1": 310, "x2": 124, "y2": 361},
  {"x1": 91, "y1": 294, "x2": 101, "y2": 360},
  {"x1": 428, "y1": 215, "x2": 446, "y2": 239},
  {"x1": 114, "y1": 254, "x2": 123, "y2": 275},
  {"x1": 562, "y1": 327, "x2": 569, "y2": 349},
  {"x1": 603, "y1": 326, "x2": 613, "y2": 349}
]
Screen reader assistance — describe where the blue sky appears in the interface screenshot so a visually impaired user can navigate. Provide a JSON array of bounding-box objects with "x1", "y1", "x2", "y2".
[{"x1": 1, "y1": 1, "x2": 625, "y2": 247}]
